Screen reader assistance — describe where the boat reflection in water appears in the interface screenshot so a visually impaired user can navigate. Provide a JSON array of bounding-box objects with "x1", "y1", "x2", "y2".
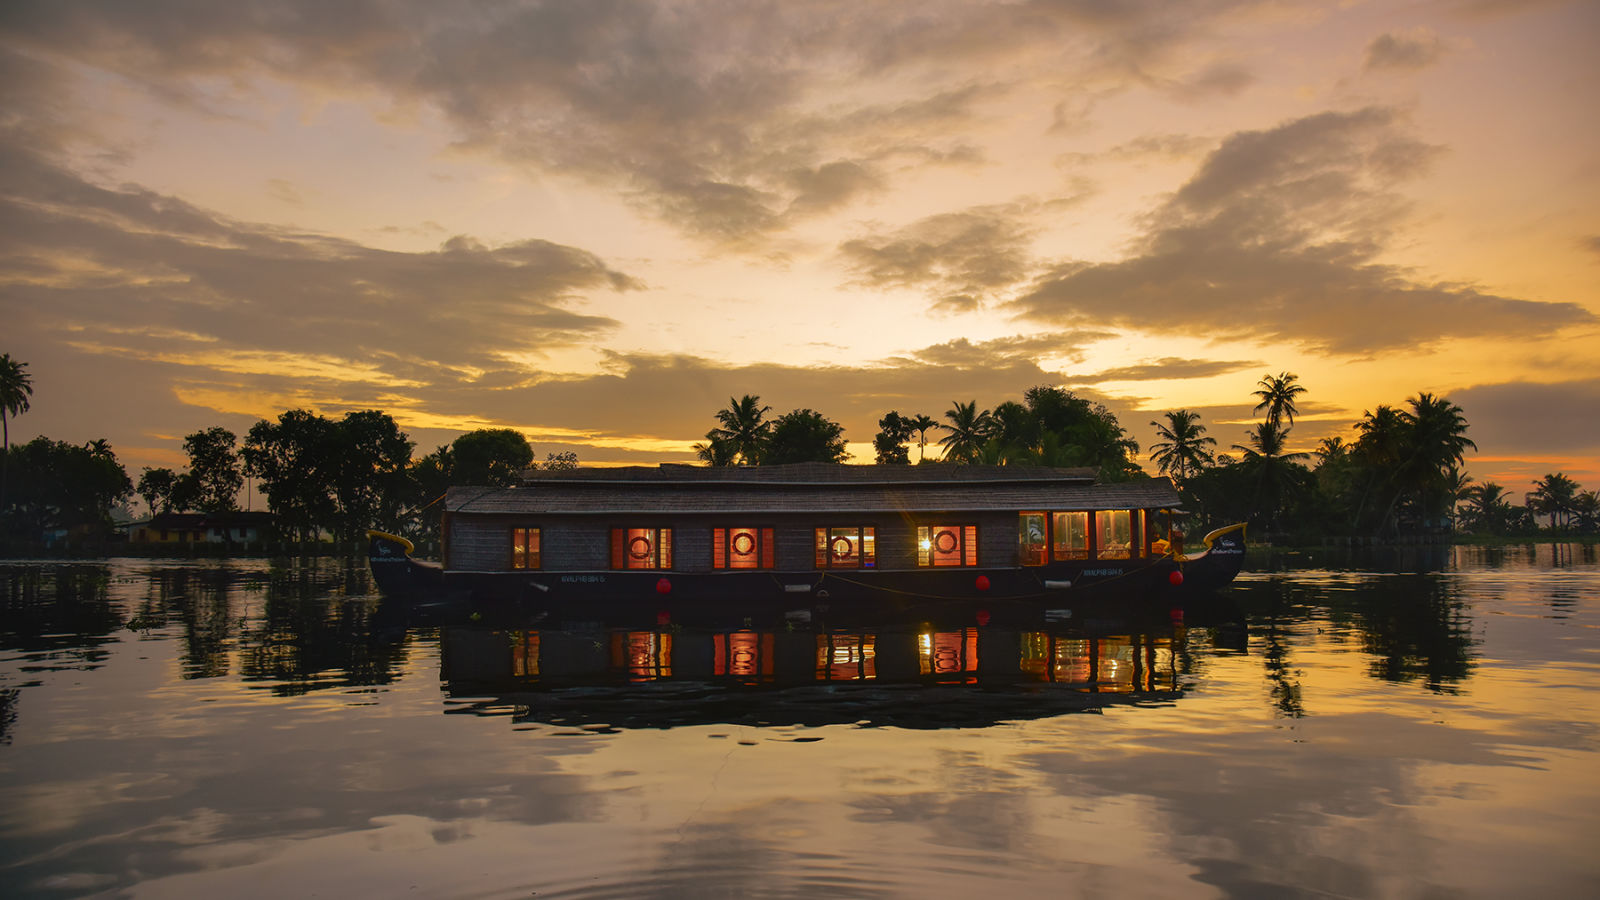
[{"x1": 442, "y1": 608, "x2": 1245, "y2": 729}]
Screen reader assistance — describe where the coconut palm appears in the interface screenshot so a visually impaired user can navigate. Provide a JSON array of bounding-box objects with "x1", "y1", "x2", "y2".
[
  {"x1": 1147, "y1": 410, "x2": 1216, "y2": 486},
  {"x1": 711, "y1": 395, "x2": 772, "y2": 466},
  {"x1": 1462, "y1": 481, "x2": 1513, "y2": 533},
  {"x1": 1, "y1": 353, "x2": 34, "y2": 514},
  {"x1": 1252, "y1": 372, "x2": 1307, "y2": 430},
  {"x1": 1530, "y1": 473, "x2": 1579, "y2": 530},
  {"x1": 1402, "y1": 393, "x2": 1477, "y2": 480},
  {"x1": 1232, "y1": 420, "x2": 1309, "y2": 530},
  {"x1": 1573, "y1": 491, "x2": 1599, "y2": 533},
  {"x1": 908, "y1": 414, "x2": 938, "y2": 462},
  {"x1": 693, "y1": 430, "x2": 736, "y2": 466},
  {"x1": 937, "y1": 400, "x2": 994, "y2": 464}
]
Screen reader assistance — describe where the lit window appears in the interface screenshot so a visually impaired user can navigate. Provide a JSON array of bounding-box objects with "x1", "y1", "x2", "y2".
[
  {"x1": 916, "y1": 524, "x2": 978, "y2": 567},
  {"x1": 713, "y1": 527, "x2": 775, "y2": 569},
  {"x1": 611, "y1": 527, "x2": 673, "y2": 569},
  {"x1": 814, "y1": 526, "x2": 876, "y2": 568},
  {"x1": 1095, "y1": 510, "x2": 1140, "y2": 559},
  {"x1": 1052, "y1": 512, "x2": 1089, "y2": 560},
  {"x1": 511, "y1": 527, "x2": 541, "y2": 569},
  {"x1": 1018, "y1": 513, "x2": 1048, "y2": 566}
]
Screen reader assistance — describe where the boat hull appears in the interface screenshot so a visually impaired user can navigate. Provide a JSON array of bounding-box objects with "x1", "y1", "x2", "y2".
[{"x1": 368, "y1": 524, "x2": 1246, "y2": 629}]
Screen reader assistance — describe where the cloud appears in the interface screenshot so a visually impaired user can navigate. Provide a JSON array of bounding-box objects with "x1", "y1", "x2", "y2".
[
  {"x1": 1011, "y1": 107, "x2": 1596, "y2": 353},
  {"x1": 1363, "y1": 29, "x2": 1448, "y2": 73},
  {"x1": 838, "y1": 204, "x2": 1048, "y2": 313},
  {"x1": 1084, "y1": 357, "x2": 1264, "y2": 382},
  {"x1": 1449, "y1": 379, "x2": 1600, "y2": 456},
  {"x1": 371, "y1": 337, "x2": 1149, "y2": 464},
  {"x1": 0, "y1": 0, "x2": 1292, "y2": 247},
  {"x1": 0, "y1": 144, "x2": 637, "y2": 393}
]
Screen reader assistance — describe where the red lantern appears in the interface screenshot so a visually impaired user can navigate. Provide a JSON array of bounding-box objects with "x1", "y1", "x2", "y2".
[
  {"x1": 656, "y1": 577, "x2": 672, "y2": 594},
  {"x1": 976, "y1": 609, "x2": 991, "y2": 626},
  {"x1": 1168, "y1": 570, "x2": 1184, "y2": 586},
  {"x1": 975, "y1": 574, "x2": 991, "y2": 591},
  {"x1": 656, "y1": 609, "x2": 671, "y2": 625}
]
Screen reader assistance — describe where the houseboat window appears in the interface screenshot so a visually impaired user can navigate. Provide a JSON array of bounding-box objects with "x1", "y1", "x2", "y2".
[
  {"x1": 814, "y1": 526, "x2": 876, "y2": 568},
  {"x1": 1018, "y1": 513, "x2": 1048, "y2": 566},
  {"x1": 713, "y1": 527, "x2": 776, "y2": 569},
  {"x1": 511, "y1": 527, "x2": 541, "y2": 569},
  {"x1": 610, "y1": 527, "x2": 673, "y2": 569},
  {"x1": 917, "y1": 524, "x2": 978, "y2": 567},
  {"x1": 1094, "y1": 510, "x2": 1140, "y2": 559},
  {"x1": 1052, "y1": 511, "x2": 1089, "y2": 560}
]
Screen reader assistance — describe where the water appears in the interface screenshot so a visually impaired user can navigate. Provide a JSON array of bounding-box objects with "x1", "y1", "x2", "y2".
[{"x1": 1, "y1": 547, "x2": 1597, "y2": 898}]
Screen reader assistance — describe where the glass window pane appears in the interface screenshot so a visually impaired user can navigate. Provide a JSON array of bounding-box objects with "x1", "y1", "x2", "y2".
[
  {"x1": 1052, "y1": 512, "x2": 1088, "y2": 560},
  {"x1": 1019, "y1": 513, "x2": 1047, "y2": 566},
  {"x1": 1095, "y1": 510, "x2": 1132, "y2": 558}
]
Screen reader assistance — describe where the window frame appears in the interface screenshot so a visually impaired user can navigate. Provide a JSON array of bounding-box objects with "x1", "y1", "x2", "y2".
[
  {"x1": 1093, "y1": 509, "x2": 1141, "y2": 559},
  {"x1": 712, "y1": 526, "x2": 777, "y2": 569},
  {"x1": 1018, "y1": 512, "x2": 1048, "y2": 566},
  {"x1": 916, "y1": 524, "x2": 979, "y2": 567},
  {"x1": 510, "y1": 526, "x2": 542, "y2": 570},
  {"x1": 814, "y1": 525, "x2": 877, "y2": 569},
  {"x1": 610, "y1": 527, "x2": 674, "y2": 570}
]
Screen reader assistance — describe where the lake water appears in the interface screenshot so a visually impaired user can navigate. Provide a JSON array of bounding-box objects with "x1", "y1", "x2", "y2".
[{"x1": 2, "y1": 546, "x2": 1597, "y2": 898}]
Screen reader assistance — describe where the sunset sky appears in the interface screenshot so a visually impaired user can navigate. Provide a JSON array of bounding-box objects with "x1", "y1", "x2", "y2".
[{"x1": 3, "y1": 0, "x2": 1597, "y2": 496}]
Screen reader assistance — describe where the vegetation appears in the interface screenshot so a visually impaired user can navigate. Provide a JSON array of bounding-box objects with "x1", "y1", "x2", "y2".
[
  {"x1": 1, "y1": 353, "x2": 33, "y2": 514},
  {"x1": 2, "y1": 353, "x2": 1596, "y2": 549}
]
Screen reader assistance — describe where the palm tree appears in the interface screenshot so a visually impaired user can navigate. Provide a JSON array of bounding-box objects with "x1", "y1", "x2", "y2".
[
  {"x1": 1147, "y1": 410, "x2": 1216, "y2": 486},
  {"x1": 938, "y1": 401, "x2": 994, "y2": 464},
  {"x1": 1, "y1": 353, "x2": 34, "y2": 514},
  {"x1": 693, "y1": 430, "x2": 736, "y2": 466},
  {"x1": 1530, "y1": 473, "x2": 1579, "y2": 530},
  {"x1": 1232, "y1": 420, "x2": 1309, "y2": 530},
  {"x1": 1402, "y1": 393, "x2": 1477, "y2": 477},
  {"x1": 711, "y1": 395, "x2": 772, "y2": 466},
  {"x1": 1573, "y1": 491, "x2": 1599, "y2": 533},
  {"x1": 1252, "y1": 372, "x2": 1307, "y2": 430},
  {"x1": 908, "y1": 414, "x2": 938, "y2": 462},
  {"x1": 1463, "y1": 481, "x2": 1512, "y2": 533}
]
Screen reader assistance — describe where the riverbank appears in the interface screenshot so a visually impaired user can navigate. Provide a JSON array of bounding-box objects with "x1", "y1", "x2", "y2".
[{"x1": 0, "y1": 538, "x2": 444, "y2": 560}]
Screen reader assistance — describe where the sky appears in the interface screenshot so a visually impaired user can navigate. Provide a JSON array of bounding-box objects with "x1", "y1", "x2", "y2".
[{"x1": 3, "y1": 0, "x2": 1597, "y2": 498}]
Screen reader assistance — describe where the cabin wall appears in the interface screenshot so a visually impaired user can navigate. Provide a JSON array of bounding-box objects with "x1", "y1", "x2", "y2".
[{"x1": 447, "y1": 510, "x2": 1032, "y2": 573}]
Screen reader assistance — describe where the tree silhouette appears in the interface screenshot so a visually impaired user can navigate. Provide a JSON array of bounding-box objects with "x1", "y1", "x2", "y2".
[
  {"x1": 0, "y1": 353, "x2": 34, "y2": 515},
  {"x1": 907, "y1": 414, "x2": 938, "y2": 463},
  {"x1": 1148, "y1": 410, "x2": 1216, "y2": 486},
  {"x1": 1232, "y1": 420, "x2": 1309, "y2": 530},
  {"x1": 937, "y1": 400, "x2": 993, "y2": 464},
  {"x1": 1530, "y1": 473, "x2": 1578, "y2": 530},
  {"x1": 710, "y1": 395, "x2": 772, "y2": 466},
  {"x1": 765, "y1": 409, "x2": 848, "y2": 464},
  {"x1": 1252, "y1": 372, "x2": 1307, "y2": 430}
]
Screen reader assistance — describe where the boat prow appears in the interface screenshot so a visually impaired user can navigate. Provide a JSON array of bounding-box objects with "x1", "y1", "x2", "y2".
[
  {"x1": 1177, "y1": 523, "x2": 1247, "y2": 592},
  {"x1": 366, "y1": 529, "x2": 445, "y2": 599}
]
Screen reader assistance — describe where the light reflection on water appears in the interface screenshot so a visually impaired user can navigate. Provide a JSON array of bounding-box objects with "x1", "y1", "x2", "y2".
[{"x1": 0, "y1": 548, "x2": 1597, "y2": 898}]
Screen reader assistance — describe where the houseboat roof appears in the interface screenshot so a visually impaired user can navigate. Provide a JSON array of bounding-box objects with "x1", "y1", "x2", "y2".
[{"x1": 447, "y1": 463, "x2": 1181, "y2": 516}]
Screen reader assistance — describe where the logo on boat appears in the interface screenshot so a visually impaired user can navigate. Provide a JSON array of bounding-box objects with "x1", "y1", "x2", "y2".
[
  {"x1": 560, "y1": 575, "x2": 607, "y2": 584},
  {"x1": 1082, "y1": 568, "x2": 1123, "y2": 577}
]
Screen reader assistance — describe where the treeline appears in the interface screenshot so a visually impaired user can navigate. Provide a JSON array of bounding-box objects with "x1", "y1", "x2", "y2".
[
  {"x1": 3, "y1": 349, "x2": 1597, "y2": 546},
  {"x1": 0, "y1": 405, "x2": 572, "y2": 544}
]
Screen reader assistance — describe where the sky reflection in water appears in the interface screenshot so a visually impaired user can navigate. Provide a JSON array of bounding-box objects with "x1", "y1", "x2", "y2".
[{"x1": 1, "y1": 547, "x2": 1597, "y2": 898}]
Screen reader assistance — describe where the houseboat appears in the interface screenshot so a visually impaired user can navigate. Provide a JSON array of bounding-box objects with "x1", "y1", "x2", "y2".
[{"x1": 367, "y1": 462, "x2": 1246, "y2": 627}]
